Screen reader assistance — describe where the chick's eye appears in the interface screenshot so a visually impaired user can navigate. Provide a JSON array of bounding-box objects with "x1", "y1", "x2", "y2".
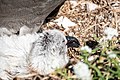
[{"x1": 62, "y1": 40, "x2": 65, "y2": 43}]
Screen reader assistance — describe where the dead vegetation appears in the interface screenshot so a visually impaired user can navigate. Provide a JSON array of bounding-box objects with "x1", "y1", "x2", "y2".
[{"x1": 14, "y1": 0, "x2": 120, "y2": 80}]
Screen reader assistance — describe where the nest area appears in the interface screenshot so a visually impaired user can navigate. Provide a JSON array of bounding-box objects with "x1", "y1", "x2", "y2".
[
  {"x1": 43, "y1": 0, "x2": 120, "y2": 45},
  {"x1": 14, "y1": 0, "x2": 120, "y2": 80}
]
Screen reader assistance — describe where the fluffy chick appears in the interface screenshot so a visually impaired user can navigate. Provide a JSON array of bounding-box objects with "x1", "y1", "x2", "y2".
[{"x1": 0, "y1": 30, "x2": 68, "y2": 80}]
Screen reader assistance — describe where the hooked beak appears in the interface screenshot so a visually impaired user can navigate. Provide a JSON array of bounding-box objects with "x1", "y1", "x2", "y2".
[{"x1": 66, "y1": 36, "x2": 80, "y2": 48}]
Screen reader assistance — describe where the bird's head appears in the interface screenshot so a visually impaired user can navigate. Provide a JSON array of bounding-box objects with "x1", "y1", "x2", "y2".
[
  {"x1": 32, "y1": 30, "x2": 80, "y2": 54},
  {"x1": 31, "y1": 30, "x2": 80, "y2": 75},
  {"x1": 38, "y1": 29, "x2": 80, "y2": 48}
]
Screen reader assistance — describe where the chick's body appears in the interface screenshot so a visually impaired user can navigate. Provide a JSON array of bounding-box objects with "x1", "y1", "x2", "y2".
[{"x1": 0, "y1": 30, "x2": 69, "y2": 80}]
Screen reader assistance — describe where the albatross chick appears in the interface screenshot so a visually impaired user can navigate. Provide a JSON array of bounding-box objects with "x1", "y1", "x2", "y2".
[{"x1": 0, "y1": 30, "x2": 80, "y2": 80}]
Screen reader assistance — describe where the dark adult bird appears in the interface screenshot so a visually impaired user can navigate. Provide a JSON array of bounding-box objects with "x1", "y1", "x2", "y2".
[{"x1": 0, "y1": 0, "x2": 65, "y2": 35}]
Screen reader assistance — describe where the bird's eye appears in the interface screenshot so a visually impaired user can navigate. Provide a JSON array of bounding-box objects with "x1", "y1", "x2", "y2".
[
  {"x1": 46, "y1": 32, "x2": 49, "y2": 35},
  {"x1": 62, "y1": 40, "x2": 65, "y2": 43}
]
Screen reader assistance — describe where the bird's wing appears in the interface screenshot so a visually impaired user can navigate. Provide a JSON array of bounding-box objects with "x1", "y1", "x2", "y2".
[
  {"x1": 0, "y1": 33, "x2": 40, "y2": 78},
  {"x1": 0, "y1": 0, "x2": 65, "y2": 34},
  {"x1": 0, "y1": 33, "x2": 39, "y2": 57}
]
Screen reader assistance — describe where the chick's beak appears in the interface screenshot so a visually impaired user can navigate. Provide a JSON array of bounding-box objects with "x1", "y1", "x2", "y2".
[{"x1": 66, "y1": 36, "x2": 80, "y2": 48}]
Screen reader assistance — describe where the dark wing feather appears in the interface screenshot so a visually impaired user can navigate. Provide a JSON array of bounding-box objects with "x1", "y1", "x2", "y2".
[{"x1": 0, "y1": 0, "x2": 65, "y2": 33}]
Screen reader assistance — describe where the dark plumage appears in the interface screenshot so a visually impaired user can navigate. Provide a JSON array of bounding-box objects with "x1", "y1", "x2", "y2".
[{"x1": 0, "y1": 0, "x2": 65, "y2": 35}]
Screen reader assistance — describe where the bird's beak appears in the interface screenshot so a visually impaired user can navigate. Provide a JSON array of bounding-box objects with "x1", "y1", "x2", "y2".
[{"x1": 66, "y1": 36, "x2": 80, "y2": 48}]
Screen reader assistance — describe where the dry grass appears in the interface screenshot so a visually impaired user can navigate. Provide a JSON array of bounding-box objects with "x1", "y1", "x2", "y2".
[{"x1": 15, "y1": 0, "x2": 120, "y2": 80}]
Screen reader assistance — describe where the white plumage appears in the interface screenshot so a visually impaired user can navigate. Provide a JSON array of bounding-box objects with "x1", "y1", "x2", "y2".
[{"x1": 0, "y1": 30, "x2": 69, "y2": 80}]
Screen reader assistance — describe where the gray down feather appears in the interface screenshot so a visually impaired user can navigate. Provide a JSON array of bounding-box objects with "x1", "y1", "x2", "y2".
[{"x1": 0, "y1": 29, "x2": 69, "y2": 80}]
